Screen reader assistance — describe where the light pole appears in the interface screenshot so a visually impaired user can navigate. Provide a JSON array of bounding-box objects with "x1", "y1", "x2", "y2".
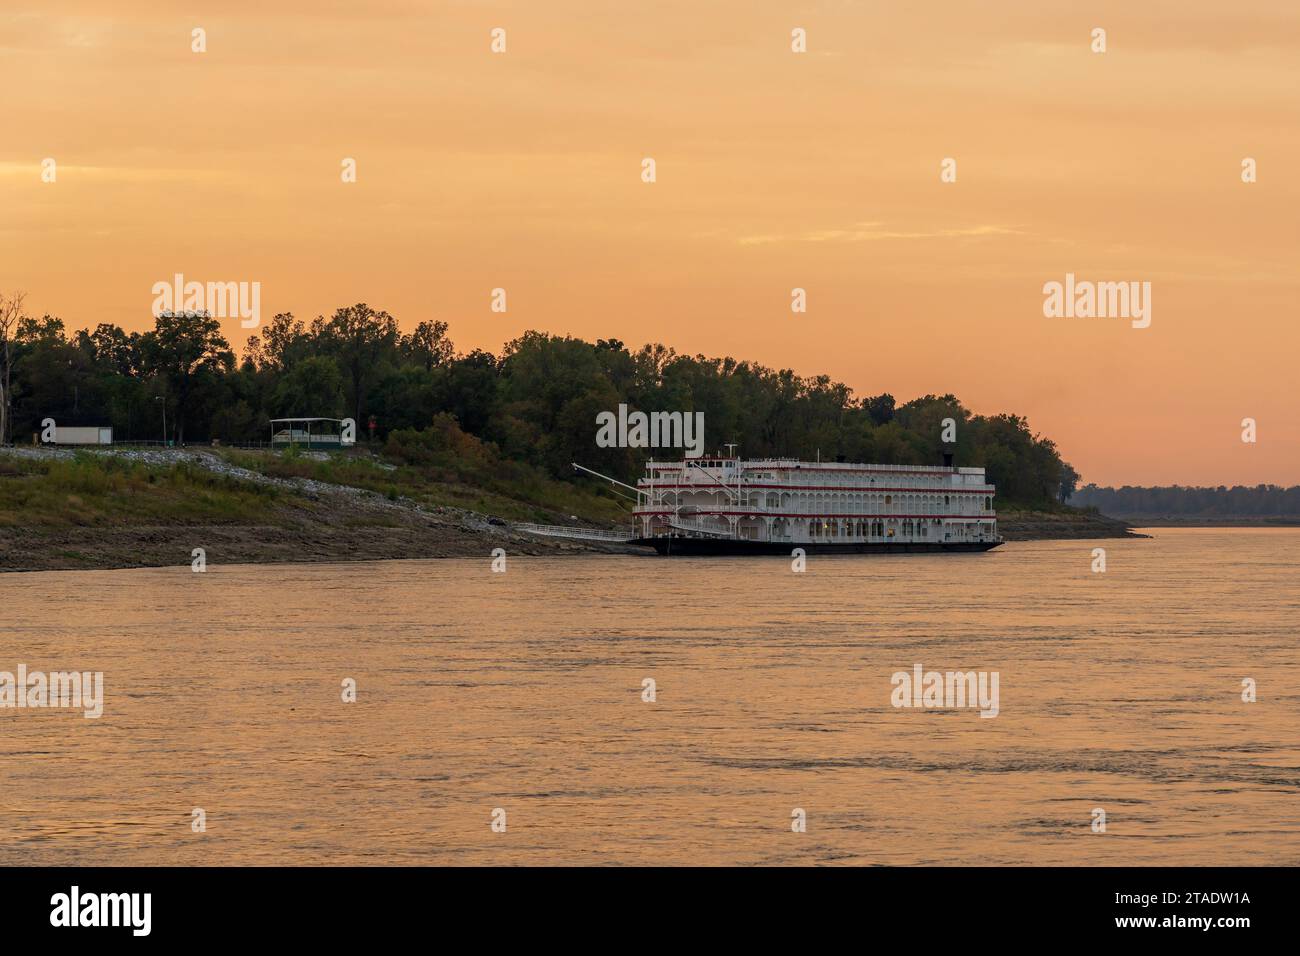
[{"x1": 155, "y1": 396, "x2": 166, "y2": 446}]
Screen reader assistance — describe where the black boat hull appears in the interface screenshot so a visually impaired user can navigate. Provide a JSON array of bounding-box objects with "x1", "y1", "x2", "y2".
[{"x1": 630, "y1": 538, "x2": 1002, "y2": 556}]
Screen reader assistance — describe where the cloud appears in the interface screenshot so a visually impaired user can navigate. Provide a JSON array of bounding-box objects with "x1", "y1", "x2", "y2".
[
  {"x1": 739, "y1": 223, "x2": 1025, "y2": 246},
  {"x1": 0, "y1": 162, "x2": 230, "y2": 183}
]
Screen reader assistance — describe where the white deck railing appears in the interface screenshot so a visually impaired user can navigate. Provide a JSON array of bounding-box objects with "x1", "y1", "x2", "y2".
[
  {"x1": 666, "y1": 517, "x2": 735, "y2": 537},
  {"x1": 514, "y1": 523, "x2": 634, "y2": 542}
]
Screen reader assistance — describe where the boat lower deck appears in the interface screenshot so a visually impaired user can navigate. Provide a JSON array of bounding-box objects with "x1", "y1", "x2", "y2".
[{"x1": 630, "y1": 537, "x2": 1001, "y2": 556}]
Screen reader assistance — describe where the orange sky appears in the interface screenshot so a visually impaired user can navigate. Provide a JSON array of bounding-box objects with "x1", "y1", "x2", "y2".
[{"x1": 3, "y1": 1, "x2": 1298, "y2": 486}]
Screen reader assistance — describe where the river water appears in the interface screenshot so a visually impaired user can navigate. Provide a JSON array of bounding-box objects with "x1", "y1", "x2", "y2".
[{"x1": 2, "y1": 528, "x2": 1297, "y2": 865}]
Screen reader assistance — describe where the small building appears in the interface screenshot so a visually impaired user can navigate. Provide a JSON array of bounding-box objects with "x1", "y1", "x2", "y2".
[
  {"x1": 269, "y1": 417, "x2": 353, "y2": 450},
  {"x1": 50, "y1": 426, "x2": 113, "y2": 446}
]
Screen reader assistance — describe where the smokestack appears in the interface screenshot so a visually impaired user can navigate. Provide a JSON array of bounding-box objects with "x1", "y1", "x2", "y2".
[{"x1": 943, "y1": 451, "x2": 954, "y2": 469}]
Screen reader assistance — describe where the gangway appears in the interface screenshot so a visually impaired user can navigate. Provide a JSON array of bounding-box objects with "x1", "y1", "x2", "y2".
[{"x1": 514, "y1": 523, "x2": 635, "y2": 543}]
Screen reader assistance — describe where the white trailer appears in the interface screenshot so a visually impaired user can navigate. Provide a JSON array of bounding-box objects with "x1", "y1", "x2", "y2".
[{"x1": 52, "y1": 426, "x2": 113, "y2": 445}]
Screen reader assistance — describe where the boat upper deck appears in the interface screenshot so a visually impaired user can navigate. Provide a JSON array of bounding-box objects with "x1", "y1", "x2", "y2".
[{"x1": 640, "y1": 458, "x2": 993, "y2": 491}]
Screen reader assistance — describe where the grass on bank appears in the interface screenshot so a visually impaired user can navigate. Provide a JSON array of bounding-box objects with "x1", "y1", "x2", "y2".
[
  {"x1": 218, "y1": 417, "x2": 629, "y2": 525},
  {"x1": 0, "y1": 417, "x2": 629, "y2": 530},
  {"x1": 0, "y1": 453, "x2": 288, "y2": 528}
]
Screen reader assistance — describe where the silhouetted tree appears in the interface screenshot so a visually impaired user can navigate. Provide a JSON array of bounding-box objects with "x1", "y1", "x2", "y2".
[{"x1": 140, "y1": 311, "x2": 234, "y2": 444}]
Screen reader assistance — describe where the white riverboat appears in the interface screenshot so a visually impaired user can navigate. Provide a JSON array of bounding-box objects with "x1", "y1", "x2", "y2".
[{"x1": 625, "y1": 453, "x2": 1001, "y2": 555}]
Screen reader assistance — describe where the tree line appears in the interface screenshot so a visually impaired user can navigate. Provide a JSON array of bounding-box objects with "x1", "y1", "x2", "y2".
[
  {"x1": 1072, "y1": 484, "x2": 1300, "y2": 516},
  {"x1": 0, "y1": 295, "x2": 1077, "y2": 505}
]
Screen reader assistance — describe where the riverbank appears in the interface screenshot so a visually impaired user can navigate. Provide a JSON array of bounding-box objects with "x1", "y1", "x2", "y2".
[
  {"x1": 0, "y1": 446, "x2": 636, "y2": 573},
  {"x1": 0, "y1": 447, "x2": 1140, "y2": 573},
  {"x1": 996, "y1": 506, "x2": 1145, "y2": 541}
]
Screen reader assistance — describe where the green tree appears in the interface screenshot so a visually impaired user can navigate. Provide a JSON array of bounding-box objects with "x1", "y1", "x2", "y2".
[
  {"x1": 140, "y1": 311, "x2": 234, "y2": 444},
  {"x1": 0, "y1": 290, "x2": 26, "y2": 444},
  {"x1": 271, "y1": 355, "x2": 345, "y2": 418},
  {"x1": 402, "y1": 319, "x2": 454, "y2": 370},
  {"x1": 1058, "y1": 462, "x2": 1081, "y2": 503},
  {"x1": 316, "y1": 303, "x2": 400, "y2": 427}
]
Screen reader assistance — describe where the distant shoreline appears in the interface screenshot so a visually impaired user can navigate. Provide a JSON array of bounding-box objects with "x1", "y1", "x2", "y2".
[{"x1": 1119, "y1": 517, "x2": 1300, "y2": 528}]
